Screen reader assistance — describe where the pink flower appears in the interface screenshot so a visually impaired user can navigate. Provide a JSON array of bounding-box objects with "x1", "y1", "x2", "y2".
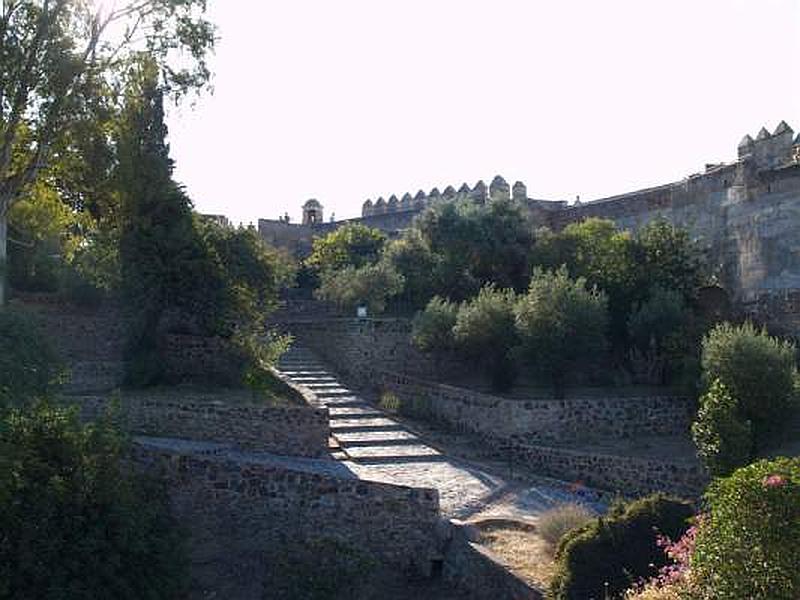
[{"x1": 762, "y1": 474, "x2": 787, "y2": 489}]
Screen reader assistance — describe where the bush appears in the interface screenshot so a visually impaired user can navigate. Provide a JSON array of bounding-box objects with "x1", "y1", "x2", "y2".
[
  {"x1": 701, "y1": 322, "x2": 797, "y2": 441},
  {"x1": 0, "y1": 310, "x2": 64, "y2": 406},
  {"x1": 691, "y1": 457, "x2": 800, "y2": 599},
  {"x1": 515, "y1": 267, "x2": 608, "y2": 398},
  {"x1": 537, "y1": 503, "x2": 595, "y2": 550},
  {"x1": 315, "y1": 261, "x2": 404, "y2": 314},
  {"x1": 305, "y1": 222, "x2": 386, "y2": 275},
  {"x1": 453, "y1": 285, "x2": 519, "y2": 391},
  {"x1": 691, "y1": 378, "x2": 753, "y2": 477},
  {"x1": 549, "y1": 494, "x2": 693, "y2": 600},
  {"x1": 0, "y1": 403, "x2": 187, "y2": 599},
  {"x1": 411, "y1": 296, "x2": 458, "y2": 354}
]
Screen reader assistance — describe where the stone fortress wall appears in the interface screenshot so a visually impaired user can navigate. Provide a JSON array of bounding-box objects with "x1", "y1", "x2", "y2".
[{"x1": 260, "y1": 120, "x2": 800, "y2": 335}]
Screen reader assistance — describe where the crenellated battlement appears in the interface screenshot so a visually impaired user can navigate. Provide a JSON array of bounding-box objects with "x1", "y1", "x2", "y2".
[
  {"x1": 737, "y1": 120, "x2": 799, "y2": 169},
  {"x1": 361, "y1": 175, "x2": 529, "y2": 217}
]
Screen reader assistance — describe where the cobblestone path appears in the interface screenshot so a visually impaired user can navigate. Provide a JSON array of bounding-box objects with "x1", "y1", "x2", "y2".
[{"x1": 278, "y1": 346, "x2": 605, "y2": 519}]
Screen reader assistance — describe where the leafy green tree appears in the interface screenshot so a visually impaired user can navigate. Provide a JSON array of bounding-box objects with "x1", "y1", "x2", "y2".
[
  {"x1": 315, "y1": 261, "x2": 404, "y2": 314},
  {"x1": 532, "y1": 218, "x2": 638, "y2": 348},
  {"x1": 691, "y1": 457, "x2": 800, "y2": 599},
  {"x1": 411, "y1": 296, "x2": 458, "y2": 354},
  {"x1": 635, "y1": 219, "x2": 704, "y2": 303},
  {"x1": 453, "y1": 285, "x2": 519, "y2": 392},
  {"x1": 413, "y1": 199, "x2": 533, "y2": 301},
  {"x1": 305, "y1": 223, "x2": 386, "y2": 276},
  {"x1": 0, "y1": 309, "x2": 64, "y2": 406},
  {"x1": 691, "y1": 378, "x2": 753, "y2": 477},
  {"x1": 382, "y1": 229, "x2": 439, "y2": 308},
  {"x1": 701, "y1": 322, "x2": 797, "y2": 443},
  {"x1": 627, "y1": 286, "x2": 692, "y2": 385},
  {"x1": 0, "y1": 403, "x2": 188, "y2": 599},
  {"x1": 515, "y1": 267, "x2": 608, "y2": 398},
  {"x1": 0, "y1": 0, "x2": 215, "y2": 304}
]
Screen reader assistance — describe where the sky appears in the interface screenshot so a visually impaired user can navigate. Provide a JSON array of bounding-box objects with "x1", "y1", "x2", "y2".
[{"x1": 166, "y1": 0, "x2": 800, "y2": 226}]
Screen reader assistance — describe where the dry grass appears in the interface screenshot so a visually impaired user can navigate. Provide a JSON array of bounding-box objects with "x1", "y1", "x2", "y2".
[
  {"x1": 537, "y1": 502, "x2": 595, "y2": 549},
  {"x1": 476, "y1": 520, "x2": 556, "y2": 590}
]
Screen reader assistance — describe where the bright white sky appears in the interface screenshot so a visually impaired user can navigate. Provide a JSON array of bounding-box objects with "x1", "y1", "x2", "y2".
[{"x1": 167, "y1": 0, "x2": 800, "y2": 226}]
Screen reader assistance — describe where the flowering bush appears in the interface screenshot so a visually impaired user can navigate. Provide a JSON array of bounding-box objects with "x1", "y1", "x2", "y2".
[{"x1": 690, "y1": 457, "x2": 800, "y2": 599}]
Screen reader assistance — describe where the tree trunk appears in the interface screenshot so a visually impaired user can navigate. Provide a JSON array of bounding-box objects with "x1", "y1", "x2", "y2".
[{"x1": 0, "y1": 209, "x2": 7, "y2": 306}]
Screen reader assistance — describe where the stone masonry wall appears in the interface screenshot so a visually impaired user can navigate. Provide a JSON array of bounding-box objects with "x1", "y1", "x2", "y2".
[
  {"x1": 74, "y1": 396, "x2": 329, "y2": 457},
  {"x1": 132, "y1": 440, "x2": 441, "y2": 599},
  {"x1": 378, "y1": 370, "x2": 693, "y2": 445},
  {"x1": 506, "y1": 443, "x2": 707, "y2": 498}
]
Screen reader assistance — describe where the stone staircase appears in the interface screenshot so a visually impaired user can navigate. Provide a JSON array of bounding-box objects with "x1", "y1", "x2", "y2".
[{"x1": 277, "y1": 345, "x2": 602, "y2": 519}]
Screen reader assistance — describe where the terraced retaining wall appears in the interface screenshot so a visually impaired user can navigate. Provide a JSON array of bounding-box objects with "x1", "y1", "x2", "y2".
[
  {"x1": 378, "y1": 371, "x2": 694, "y2": 445},
  {"x1": 132, "y1": 440, "x2": 441, "y2": 599},
  {"x1": 75, "y1": 396, "x2": 330, "y2": 457}
]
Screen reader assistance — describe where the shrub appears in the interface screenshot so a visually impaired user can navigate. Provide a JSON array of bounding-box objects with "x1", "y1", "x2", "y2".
[
  {"x1": 0, "y1": 403, "x2": 187, "y2": 599},
  {"x1": 411, "y1": 296, "x2": 458, "y2": 354},
  {"x1": 537, "y1": 503, "x2": 595, "y2": 550},
  {"x1": 0, "y1": 310, "x2": 64, "y2": 406},
  {"x1": 515, "y1": 267, "x2": 608, "y2": 398},
  {"x1": 549, "y1": 494, "x2": 693, "y2": 600},
  {"x1": 453, "y1": 285, "x2": 519, "y2": 392},
  {"x1": 701, "y1": 322, "x2": 797, "y2": 441},
  {"x1": 691, "y1": 378, "x2": 753, "y2": 477},
  {"x1": 305, "y1": 222, "x2": 386, "y2": 275},
  {"x1": 691, "y1": 457, "x2": 800, "y2": 599},
  {"x1": 315, "y1": 261, "x2": 404, "y2": 314}
]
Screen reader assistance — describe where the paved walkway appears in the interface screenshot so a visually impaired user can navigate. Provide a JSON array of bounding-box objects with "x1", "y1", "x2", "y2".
[{"x1": 278, "y1": 346, "x2": 605, "y2": 520}]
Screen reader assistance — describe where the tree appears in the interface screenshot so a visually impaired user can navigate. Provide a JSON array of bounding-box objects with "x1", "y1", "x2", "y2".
[
  {"x1": 315, "y1": 261, "x2": 404, "y2": 314},
  {"x1": 701, "y1": 322, "x2": 797, "y2": 444},
  {"x1": 453, "y1": 285, "x2": 519, "y2": 392},
  {"x1": 635, "y1": 219, "x2": 704, "y2": 303},
  {"x1": 515, "y1": 267, "x2": 608, "y2": 398},
  {"x1": 305, "y1": 222, "x2": 386, "y2": 276},
  {"x1": 411, "y1": 296, "x2": 458, "y2": 354},
  {"x1": 0, "y1": 0, "x2": 215, "y2": 304},
  {"x1": 691, "y1": 378, "x2": 753, "y2": 477},
  {"x1": 0, "y1": 403, "x2": 188, "y2": 599}
]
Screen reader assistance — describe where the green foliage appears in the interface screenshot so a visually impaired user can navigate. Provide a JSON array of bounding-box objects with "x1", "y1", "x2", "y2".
[
  {"x1": 453, "y1": 285, "x2": 519, "y2": 391},
  {"x1": 515, "y1": 267, "x2": 608, "y2": 397},
  {"x1": 411, "y1": 296, "x2": 458, "y2": 354},
  {"x1": 0, "y1": 403, "x2": 187, "y2": 599},
  {"x1": 701, "y1": 322, "x2": 797, "y2": 441},
  {"x1": 628, "y1": 286, "x2": 693, "y2": 385},
  {"x1": 117, "y1": 65, "x2": 293, "y2": 386},
  {"x1": 691, "y1": 457, "x2": 800, "y2": 599},
  {"x1": 691, "y1": 379, "x2": 753, "y2": 477},
  {"x1": 413, "y1": 198, "x2": 533, "y2": 301},
  {"x1": 315, "y1": 261, "x2": 404, "y2": 314},
  {"x1": 305, "y1": 223, "x2": 386, "y2": 275},
  {"x1": 0, "y1": 310, "x2": 64, "y2": 407},
  {"x1": 531, "y1": 218, "x2": 704, "y2": 352},
  {"x1": 549, "y1": 494, "x2": 694, "y2": 600},
  {"x1": 635, "y1": 220, "x2": 704, "y2": 302},
  {"x1": 381, "y1": 230, "x2": 439, "y2": 308}
]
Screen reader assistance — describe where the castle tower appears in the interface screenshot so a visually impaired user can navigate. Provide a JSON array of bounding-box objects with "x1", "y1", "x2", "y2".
[
  {"x1": 490, "y1": 175, "x2": 510, "y2": 201},
  {"x1": 512, "y1": 181, "x2": 527, "y2": 202},
  {"x1": 302, "y1": 199, "x2": 324, "y2": 225}
]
